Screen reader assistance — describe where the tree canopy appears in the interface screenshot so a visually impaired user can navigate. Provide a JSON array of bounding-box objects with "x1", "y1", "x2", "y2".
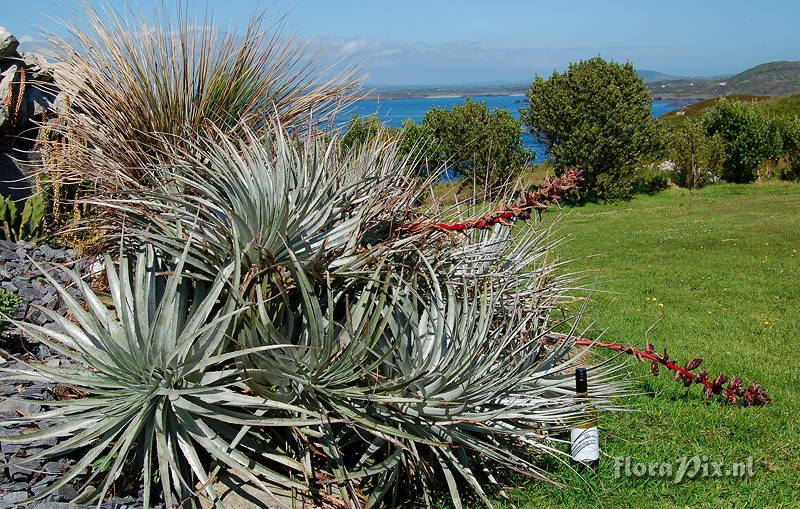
[
  {"x1": 521, "y1": 57, "x2": 659, "y2": 199},
  {"x1": 418, "y1": 98, "x2": 533, "y2": 191}
]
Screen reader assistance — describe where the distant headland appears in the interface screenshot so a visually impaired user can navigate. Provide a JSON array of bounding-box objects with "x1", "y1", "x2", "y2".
[{"x1": 365, "y1": 61, "x2": 800, "y2": 101}]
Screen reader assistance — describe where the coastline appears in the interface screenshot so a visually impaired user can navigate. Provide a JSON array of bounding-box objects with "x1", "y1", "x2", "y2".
[{"x1": 363, "y1": 92, "x2": 527, "y2": 101}]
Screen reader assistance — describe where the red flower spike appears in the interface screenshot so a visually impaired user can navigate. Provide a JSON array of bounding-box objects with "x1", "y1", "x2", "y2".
[
  {"x1": 713, "y1": 374, "x2": 728, "y2": 393},
  {"x1": 542, "y1": 334, "x2": 770, "y2": 407},
  {"x1": 402, "y1": 169, "x2": 583, "y2": 235},
  {"x1": 685, "y1": 358, "x2": 703, "y2": 371}
]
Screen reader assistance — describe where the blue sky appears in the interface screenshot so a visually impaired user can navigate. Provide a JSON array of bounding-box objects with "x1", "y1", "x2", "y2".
[{"x1": 4, "y1": 0, "x2": 799, "y2": 85}]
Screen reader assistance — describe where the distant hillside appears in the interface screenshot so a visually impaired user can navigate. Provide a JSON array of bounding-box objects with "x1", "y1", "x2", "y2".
[
  {"x1": 660, "y1": 93, "x2": 800, "y2": 122},
  {"x1": 725, "y1": 61, "x2": 800, "y2": 95},
  {"x1": 637, "y1": 69, "x2": 677, "y2": 83},
  {"x1": 367, "y1": 83, "x2": 527, "y2": 100},
  {"x1": 659, "y1": 95, "x2": 772, "y2": 120},
  {"x1": 649, "y1": 61, "x2": 800, "y2": 99}
]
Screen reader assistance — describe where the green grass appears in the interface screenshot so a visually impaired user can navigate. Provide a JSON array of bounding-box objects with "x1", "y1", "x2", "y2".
[{"x1": 506, "y1": 182, "x2": 800, "y2": 508}]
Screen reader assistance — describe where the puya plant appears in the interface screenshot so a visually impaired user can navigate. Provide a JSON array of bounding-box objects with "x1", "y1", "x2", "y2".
[
  {"x1": 103, "y1": 125, "x2": 422, "y2": 283},
  {"x1": 237, "y1": 227, "x2": 624, "y2": 507},
  {"x1": 0, "y1": 243, "x2": 332, "y2": 508},
  {"x1": 3, "y1": 3, "x2": 626, "y2": 507},
  {"x1": 86, "y1": 120, "x2": 626, "y2": 507}
]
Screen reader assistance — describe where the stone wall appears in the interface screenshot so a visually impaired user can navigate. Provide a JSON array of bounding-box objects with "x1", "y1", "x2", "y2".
[{"x1": 0, "y1": 27, "x2": 61, "y2": 203}]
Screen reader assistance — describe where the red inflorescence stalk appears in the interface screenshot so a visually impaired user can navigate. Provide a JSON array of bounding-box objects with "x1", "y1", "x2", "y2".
[
  {"x1": 406, "y1": 169, "x2": 583, "y2": 233},
  {"x1": 400, "y1": 169, "x2": 770, "y2": 407},
  {"x1": 546, "y1": 334, "x2": 770, "y2": 406}
]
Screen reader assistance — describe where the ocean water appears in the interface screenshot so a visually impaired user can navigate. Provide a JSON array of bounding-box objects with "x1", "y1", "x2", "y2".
[{"x1": 345, "y1": 95, "x2": 685, "y2": 164}]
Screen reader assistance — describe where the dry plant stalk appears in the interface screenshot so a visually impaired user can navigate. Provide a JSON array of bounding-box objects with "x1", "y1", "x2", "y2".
[{"x1": 43, "y1": 1, "x2": 362, "y2": 197}]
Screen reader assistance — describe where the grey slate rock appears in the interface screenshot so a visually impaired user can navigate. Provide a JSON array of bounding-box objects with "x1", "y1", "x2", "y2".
[
  {"x1": 6, "y1": 461, "x2": 33, "y2": 482},
  {"x1": 31, "y1": 503, "x2": 83, "y2": 509},
  {"x1": 0, "y1": 27, "x2": 19, "y2": 59},
  {"x1": 0, "y1": 398, "x2": 40, "y2": 416},
  {"x1": 54, "y1": 484, "x2": 79, "y2": 500},
  {"x1": 0, "y1": 491, "x2": 28, "y2": 508},
  {"x1": 42, "y1": 461, "x2": 65, "y2": 474}
]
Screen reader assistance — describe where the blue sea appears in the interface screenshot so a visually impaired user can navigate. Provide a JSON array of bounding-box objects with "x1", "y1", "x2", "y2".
[{"x1": 346, "y1": 95, "x2": 685, "y2": 164}]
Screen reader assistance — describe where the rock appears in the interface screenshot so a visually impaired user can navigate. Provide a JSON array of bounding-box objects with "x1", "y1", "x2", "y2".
[
  {"x1": 0, "y1": 63, "x2": 19, "y2": 130},
  {"x1": 6, "y1": 461, "x2": 34, "y2": 482},
  {"x1": 38, "y1": 344, "x2": 51, "y2": 359},
  {"x1": 30, "y1": 503, "x2": 83, "y2": 509},
  {"x1": 20, "y1": 52, "x2": 54, "y2": 81},
  {"x1": 25, "y1": 86, "x2": 58, "y2": 123},
  {"x1": 55, "y1": 484, "x2": 80, "y2": 501},
  {"x1": 0, "y1": 481, "x2": 28, "y2": 491},
  {"x1": 0, "y1": 398, "x2": 40, "y2": 416},
  {"x1": 0, "y1": 491, "x2": 28, "y2": 508},
  {"x1": 0, "y1": 28, "x2": 19, "y2": 59},
  {"x1": 42, "y1": 461, "x2": 65, "y2": 474},
  {"x1": 30, "y1": 474, "x2": 57, "y2": 495},
  {"x1": 19, "y1": 285, "x2": 41, "y2": 301},
  {"x1": 0, "y1": 440, "x2": 20, "y2": 454}
]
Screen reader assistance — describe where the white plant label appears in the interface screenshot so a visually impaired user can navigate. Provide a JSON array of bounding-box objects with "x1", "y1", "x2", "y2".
[{"x1": 571, "y1": 427, "x2": 600, "y2": 462}]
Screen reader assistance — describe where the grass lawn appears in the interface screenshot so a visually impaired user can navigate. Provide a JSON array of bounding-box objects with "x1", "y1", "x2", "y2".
[{"x1": 506, "y1": 182, "x2": 800, "y2": 508}]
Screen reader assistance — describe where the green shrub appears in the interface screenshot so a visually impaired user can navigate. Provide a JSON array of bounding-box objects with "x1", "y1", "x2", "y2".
[
  {"x1": 703, "y1": 98, "x2": 783, "y2": 183},
  {"x1": 666, "y1": 120, "x2": 726, "y2": 188},
  {"x1": 777, "y1": 116, "x2": 800, "y2": 180},
  {"x1": 521, "y1": 57, "x2": 660, "y2": 200},
  {"x1": 0, "y1": 289, "x2": 21, "y2": 325},
  {"x1": 341, "y1": 115, "x2": 400, "y2": 152},
  {"x1": 633, "y1": 167, "x2": 669, "y2": 194},
  {"x1": 416, "y1": 98, "x2": 533, "y2": 192},
  {"x1": 0, "y1": 193, "x2": 46, "y2": 242},
  {"x1": 398, "y1": 118, "x2": 439, "y2": 176}
]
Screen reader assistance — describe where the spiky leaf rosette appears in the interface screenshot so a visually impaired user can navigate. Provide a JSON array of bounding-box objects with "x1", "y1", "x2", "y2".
[
  {"x1": 104, "y1": 125, "x2": 422, "y2": 281},
  {"x1": 237, "y1": 226, "x2": 625, "y2": 508},
  {"x1": 66, "y1": 119, "x2": 623, "y2": 506},
  {"x1": 0, "y1": 246, "x2": 326, "y2": 508}
]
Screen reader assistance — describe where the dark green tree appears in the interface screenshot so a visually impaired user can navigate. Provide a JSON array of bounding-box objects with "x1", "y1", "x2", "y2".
[
  {"x1": 396, "y1": 119, "x2": 438, "y2": 176},
  {"x1": 703, "y1": 98, "x2": 783, "y2": 183},
  {"x1": 521, "y1": 57, "x2": 659, "y2": 199},
  {"x1": 416, "y1": 98, "x2": 533, "y2": 192},
  {"x1": 778, "y1": 116, "x2": 800, "y2": 180},
  {"x1": 341, "y1": 115, "x2": 397, "y2": 152}
]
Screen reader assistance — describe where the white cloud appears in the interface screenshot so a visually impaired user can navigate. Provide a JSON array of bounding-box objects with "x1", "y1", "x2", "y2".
[
  {"x1": 294, "y1": 36, "x2": 678, "y2": 85},
  {"x1": 19, "y1": 35, "x2": 34, "y2": 43}
]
